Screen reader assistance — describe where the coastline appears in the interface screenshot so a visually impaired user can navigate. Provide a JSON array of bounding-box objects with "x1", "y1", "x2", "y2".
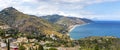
[
  {"x1": 67, "y1": 25, "x2": 81, "y2": 40},
  {"x1": 67, "y1": 23, "x2": 90, "y2": 40},
  {"x1": 68, "y1": 23, "x2": 90, "y2": 32},
  {"x1": 69, "y1": 25, "x2": 80, "y2": 32}
]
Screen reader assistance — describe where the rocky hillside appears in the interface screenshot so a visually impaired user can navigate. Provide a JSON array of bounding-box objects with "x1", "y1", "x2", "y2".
[{"x1": 0, "y1": 7, "x2": 64, "y2": 37}]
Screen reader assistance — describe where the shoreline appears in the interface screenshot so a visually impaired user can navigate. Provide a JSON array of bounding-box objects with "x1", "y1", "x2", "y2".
[
  {"x1": 67, "y1": 25, "x2": 81, "y2": 40},
  {"x1": 67, "y1": 23, "x2": 90, "y2": 40},
  {"x1": 66, "y1": 25, "x2": 80, "y2": 37},
  {"x1": 69, "y1": 25, "x2": 80, "y2": 32},
  {"x1": 68, "y1": 23, "x2": 90, "y2": 32}
]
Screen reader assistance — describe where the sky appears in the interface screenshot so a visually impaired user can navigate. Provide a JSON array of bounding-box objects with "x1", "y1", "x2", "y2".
[{"x1": 0, "y1": 0, "x2": 120, "y2": 20}]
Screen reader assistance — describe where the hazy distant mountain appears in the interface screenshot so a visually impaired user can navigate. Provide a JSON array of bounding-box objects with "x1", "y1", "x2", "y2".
[{"x1": 41, "y1": 14, "x2": 92, "y2": 27}]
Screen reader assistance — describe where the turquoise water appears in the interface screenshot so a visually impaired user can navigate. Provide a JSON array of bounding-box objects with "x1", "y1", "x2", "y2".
[{"x1": 70, "y1": 21, "x2": 120, "y2": 40}]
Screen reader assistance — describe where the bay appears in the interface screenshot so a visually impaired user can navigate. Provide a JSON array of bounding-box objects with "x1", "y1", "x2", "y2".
[{"x1": 70, "y1": 21, "x2": 120, "y2": 40}]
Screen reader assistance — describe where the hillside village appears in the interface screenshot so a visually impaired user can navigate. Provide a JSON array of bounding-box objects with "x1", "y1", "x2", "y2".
[{"x1": 0, "y1": 24, "x2": 80, "y2": 50}]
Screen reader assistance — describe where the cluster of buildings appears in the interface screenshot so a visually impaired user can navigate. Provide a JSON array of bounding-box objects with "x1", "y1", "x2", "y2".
[
  {"x1": 0, "y1": 36, "x2": 56, "y2": 50},
  {"x1": 0, "y1": 37, "x2": 38, "y2": 50}
]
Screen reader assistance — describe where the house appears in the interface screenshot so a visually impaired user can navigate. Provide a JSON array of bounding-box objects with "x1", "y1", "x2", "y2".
[
  {"x1": 0, "y1": 25, "x2": 10, "y2": 29},
  {"x1": 16, "y1": 37, "x2": 28, "y2": 43}
]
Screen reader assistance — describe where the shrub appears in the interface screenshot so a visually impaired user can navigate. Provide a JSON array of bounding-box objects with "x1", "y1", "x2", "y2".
[{"x1": 48, "y1": 48, "x2": 57, "y2": 50}]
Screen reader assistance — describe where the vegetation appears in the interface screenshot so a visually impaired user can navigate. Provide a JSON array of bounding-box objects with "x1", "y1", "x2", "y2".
[
  {"x1": 0, "y1": 28, "x2": 73, "y2": 47},
  {"x1": 48, "y1": 47, "x2": 57, "y2": 50},
  {"x1": 7, "y1": 39, "x2": 10, "y2": 50},
  {"x1": 1, "y1": 27, "x2": 120, "y2": 50},
  {"x1": 78, "y1": 36, "x2": 120, "y2": 50},
  {"x1": 41, "y1": 14, "x2": 92, "y2": 34},
  {"x1": 1, "y1": 7, "x2": 120, "y2": 50},
  {"x1": 0, "y1": 7, "x2": 66, "y2": 38},
  {"x1": 38, "y1": 45, "x2": 44, "y2": 50},
  {"x1": 18, "y1": 45, "x2": 26, "y2": 50},
  {"x1": 41, "y1": 14, "x2": 91, "y2": 26}
]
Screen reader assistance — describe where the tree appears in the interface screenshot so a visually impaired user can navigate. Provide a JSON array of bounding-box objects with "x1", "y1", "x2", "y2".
[
  {"x1": 38, "y1": 45, "x2": 44, "y2": 50},
  {"x1": 7, "y1": 39, "x2": 10, "y2": 50},
  {"x1": 0, "y1": 29, "x2": 5, "y2": 38},
  {"x1": 18, "y1": 45, "x2": 25, "y2": 50},
  {"x1": 48, "y1": 48, "x2": 57, "y2": 50}
]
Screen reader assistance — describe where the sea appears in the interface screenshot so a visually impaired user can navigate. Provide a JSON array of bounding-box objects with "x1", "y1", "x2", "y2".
[{"x1": 70, "y1": 21, "x2": 120, "y2": 40}]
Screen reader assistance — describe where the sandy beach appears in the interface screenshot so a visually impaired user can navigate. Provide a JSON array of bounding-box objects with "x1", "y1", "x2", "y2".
[
  {"x1": 69, "y1": 23, "x2": 90, "y2": 32},
  {"x1": 69, "y1": 25, "x2": 80, "y2": 32}
]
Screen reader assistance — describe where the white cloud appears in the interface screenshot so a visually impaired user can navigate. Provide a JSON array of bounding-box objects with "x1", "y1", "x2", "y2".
[
  {"x1": 51, "y1": 0, "x2": 84, "y2": 3},
  {"x1": 36, "y1": 5, "x2": 59, "y2": 15},
  {"x1": 0, "y1": 0, "x2": 119, "y2": 19},
  {"x1": 84, "y1": 0, "x2": 119, "y2": 5},
  {"x1": 50, "y1": 0, "x2": 119, "y2": 3}
]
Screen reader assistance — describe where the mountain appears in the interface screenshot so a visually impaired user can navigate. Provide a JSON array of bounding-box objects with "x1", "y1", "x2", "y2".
[
  {"x1": 0, "y1": 7, "x2": 64, "y2": 37},
  {"x1": 41, "y1": 14, "x2": 92, "y2": 32},
  {"x1": 41, "y1": 14, "x2": 92, "y2": 26},
  {"x1": 0, "y1": 7, "x2": 92, "y2": 39}
]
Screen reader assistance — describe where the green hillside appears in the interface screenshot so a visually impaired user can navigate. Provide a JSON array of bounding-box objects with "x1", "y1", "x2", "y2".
[{"x1": 0, "y1": 7, "x2": 64, "y2": 37}]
